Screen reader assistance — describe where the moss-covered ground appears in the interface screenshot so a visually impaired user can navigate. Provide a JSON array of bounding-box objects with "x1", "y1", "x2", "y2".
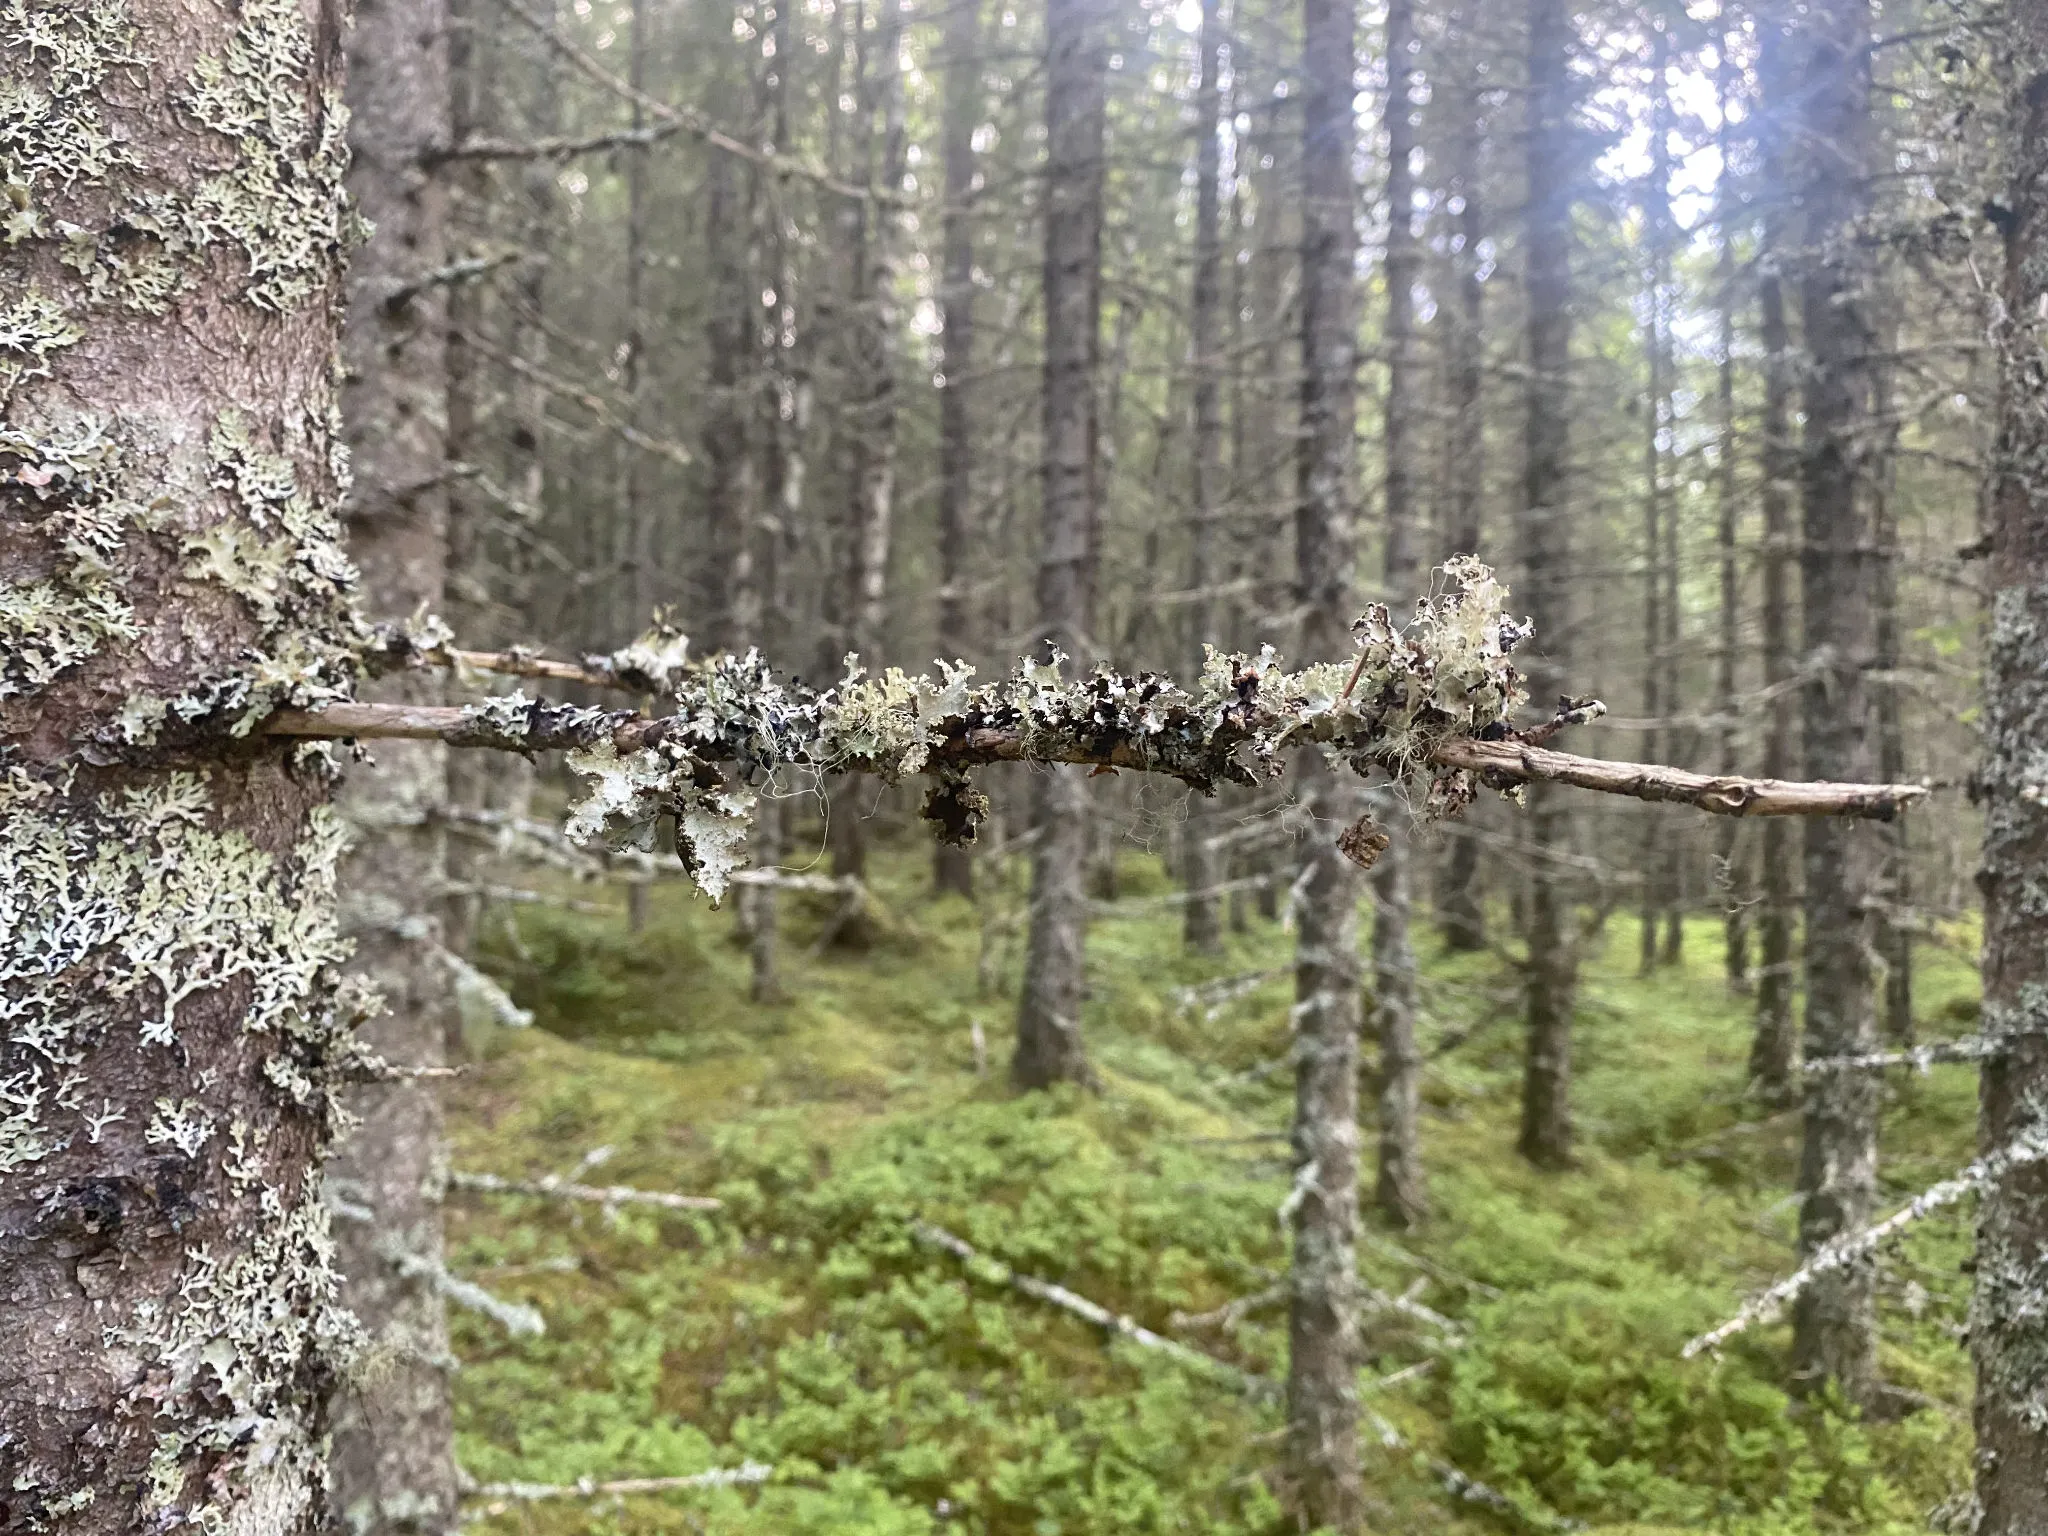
[{"x1": 449, "y1": 834, "x2": 1982, "y2": 1535}]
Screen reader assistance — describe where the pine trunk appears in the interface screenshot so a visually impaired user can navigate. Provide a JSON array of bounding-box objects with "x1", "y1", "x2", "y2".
[
  {"x1": 1517, "y1": 0, "x2": 1580, "y2": 1172},
  {"x1": 1436, "y1": 28, "x2": 1488, "y2": 954},
  {"x1": 1973, "y1": 16, "x2": 2048, "y2": 1520},
  {"x1": 1182, "y1": 0, "x2": 1228, "y2": 956},
  {"x1": 1284, "y1": 0, "x2": 1365, "y2": 1521},
  {"x1": 1749, "y1": 14, "x2": 1799, "y2": 1097},
  {"x1": 1372, "y1": 0, "x2": 1426, "y2": 1229},
  {"x1": 1014, "y1": 0, "x2": 1107, "y2": 1091},
  {"x1": 0, "y1": 0, "x2": 361, "y2": 1523},
  {"x1": 327, "y1": 0, "x2": 461, "y2": 1527},
  {"x1": 934, "y1": 0, "x2": 982, "y2": 902},
  {"x1": 1713, "y1": 23, "x2": 1749, "y2": 993},
  {"x1": 1788, "y1": 0, "x2": 1881, "y2": 1405}
]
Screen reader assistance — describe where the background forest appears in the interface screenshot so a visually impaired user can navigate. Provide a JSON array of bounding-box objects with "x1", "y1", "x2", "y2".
[
  {"x1": 2, "y1": 0, "x2": 2040, "y2": 1529},
  {"x1": 352, "y1": 0, "x2": 2004, "y2": 1527}
]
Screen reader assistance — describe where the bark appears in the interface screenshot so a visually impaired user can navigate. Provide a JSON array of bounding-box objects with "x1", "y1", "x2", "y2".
[
  {"x1": 1788, "y1": 0, "x2": 1881, "y2": 1406},
  {"x1": 1373, "y1": 0, "x2": 1426, "y2": 1230},
  {"x1": 1286, "y1": 0, "x2": 1365, "y2": 1520},
  {"x1": 1436, "y1": 23, "x2": 1488, "y2": 954},
  {"x1": 1750, "y1": 11, "x2": 1800, "y2": 1095},
  {"x1": 1637, "y1": 21, "x2": 1672, "y2": 978},
  {"x1": 0, "y1": 0, "x2": 361, "y2": 1525},
  {"x1": 934, "y1": 0, "x2": 982, "y2": 902},
  {"x1": 1713, "y1": 20, "x2": 1749, "y2": 993},
  {"x1": 328, "y1": 0, "x2": 460, "y2": 1528},
  {"x1": 1182, "y1": 0, "x2": 1228, "y2": 955},
  {"x1": 618, "y1": 0, "x2": 652, "y2": 647},
  {"x1": 1973, "y1": 17, "x2": 2048, "y2": 1523},
  {"x1": 745, "y1": 0, "x2": 804, "y2": 1003},
  {"x1": 1870, "y1": 327, "x2": 1912, "y2": 1044},
  {"x1": 700, "y1": 103, "x2": 757, "y2": 657},
  {"x1": 827, "y1": 0, "x2": 909, "y2": 893},
  {"x1": 1014, "y1": 0, "x2": 1108, "y2": 1091},
  {"x1": 1516, "y1": 0, "x2": 1580, "y2": 1172}
]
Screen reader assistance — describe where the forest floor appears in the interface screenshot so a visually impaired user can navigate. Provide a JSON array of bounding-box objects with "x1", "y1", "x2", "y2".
[{"x1": 448, "y1": 832, "x2": 1983, "y2": 1536}]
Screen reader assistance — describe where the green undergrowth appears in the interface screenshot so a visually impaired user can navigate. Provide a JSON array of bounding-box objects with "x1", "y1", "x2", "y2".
[{"x1": 449, "y1": 833, "x2": 1981, "y2": 1535}]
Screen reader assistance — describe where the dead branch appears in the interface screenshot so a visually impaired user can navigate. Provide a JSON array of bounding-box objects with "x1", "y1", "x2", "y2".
[
  {"x1": 270, "y1": 699, "x2": 1925, "y2": 821},
  {"x1": 465, "y1": 1463, "x2": 772, "y2": 1506},
  {"x1": 911, "y1": 1220, "x2": 1268, "y2": 1397},
  {"x1": 448, "y1": 1169, "x2": 722, "y2": 1213},
  {"x1": 489, "y1": 0, "x2": 889, "y2": 203}
]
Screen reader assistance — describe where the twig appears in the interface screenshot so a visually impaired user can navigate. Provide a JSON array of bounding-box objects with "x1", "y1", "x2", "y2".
[
  {"x1": 1683, "y1": 1125, "x2": 2048, "y2": 1358},
  {"x1": 490, "y1": 0, "x2": 888, "y2": 202},
  {"x1": 1170, "y1": 1282, "x2": 1286, "y2": 1332},
  {"x1": 1433, "y1": 735, "x2": 1924, "y2": 819},
  {"x1": 381, "y1": 250, "x2": 527, "y2": 311},
  {"x1": 911, "y1": 1221, "x2": 1270, "y2": 1397},
  {"x1": 449, "y1": 1169, "x2": 722, "y2": 1213},
  {"x1": 388, "y1": 1248, "x2": 545, "y2": 1337}
]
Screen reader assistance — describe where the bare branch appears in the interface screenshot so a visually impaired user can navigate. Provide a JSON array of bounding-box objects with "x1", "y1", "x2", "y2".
[
  {"x1": 488, "y1": 0, "x2": 889, "y2": 203},
  {"x1": 1434, "y1": 736, "x2": 1925, "y2": 819},
  {"x1": 428, "y1": 124, "x2": 682, "y2": 164},
  {"x1": 466, "y1": 1463, "x2": 773, "y2": 1505}
]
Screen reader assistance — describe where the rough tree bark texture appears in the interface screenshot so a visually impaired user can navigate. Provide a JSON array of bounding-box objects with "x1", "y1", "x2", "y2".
[
  {"x1": 1013, "y1": 0, "x2": 1107, "y2": 1091},
  {"x1": 1285, "y1": 0, "x2": 1365, "y2": 1522},
  {"x1": 1972, "y1": 15, "x2": 2048, "y2": 1525},
  {"x1": 933, "y1": 0, "x2": 981, "y2": 902},
  {"x1": 1373, "y1": 0, "x2": 1427, "y2": 1230},
  {"x1": 1436, "y1": 18, "x2": 1488, "y2": 953},
  {"x1": 329, "y1": 0, "x2": 460, "y2": 1527},
  {"x1": 1181, "y1": 0, "x2": 1228, "y2": 956},
  {"x1": 0, "y1": 0, "x2": 361, "y2": 1526},
  {"x1": 1788, "y1": 0, "x2": 1881, "y2": 1405},
  {"x1": 1516, "y1": 0, "x2": 1580, "y2": 1171},
  {"x1": 1750, "y1": 6, "x2": 1799, "y2": 1094}
]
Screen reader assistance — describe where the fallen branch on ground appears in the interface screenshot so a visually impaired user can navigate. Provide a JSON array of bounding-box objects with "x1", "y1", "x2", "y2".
[
  {"x1": 1801, "y1": 1037, "x2": 1999, "y2": 1073},
  {"x1": 449, "y1": 1169, "x2": 723, "y2": 1213},
  {"x1": 464, "y1": 1462, "x2": 773, "y2": 1508},
  {"x1": 1684, "y1": 1124, "x2": 2048, "y2": 1357},
  {"x1": 912, "y1": 1221, "x2": 1269, "y2": 1397}
]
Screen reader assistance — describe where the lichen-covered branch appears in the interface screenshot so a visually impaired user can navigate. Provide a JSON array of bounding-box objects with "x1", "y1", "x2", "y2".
[{"x1": 266, "y1": 562, "x2": 1925, "y2": 908}]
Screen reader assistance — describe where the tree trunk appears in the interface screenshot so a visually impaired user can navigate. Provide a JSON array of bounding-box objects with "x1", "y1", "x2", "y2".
[
  {"x1": 1713, "y1": 18, "x2": 1749, "y2": 994},
  {"x1": 1870, "y1": 328, "x2": 1913, "y2": 1044},
  {"x1": 1750, "y1": 10, "x2": 1799, "y2": 1095},
  {"x1": 1516, "y1": 0, "x2": 1580, "y2": 1172},
  {"x1": 1284, "y1": 0, "x2": 1365, "y2": 1521},
  {"x1": 1372, "y1": 0, "x2": 1426, "y2": 1230},
  {"x1": 1436, "y1": 22, "x2": 1488, "y2": 954},
  {"x1": 0, "y1": 0, "x2": 361, "y2": 1525},
  {"x1": 828, "y1": 0, "x2": 910, "y2": 895},
  {"x1": 1182, "y1": 0, "x2": 1228, "y2": 956},
  {"x1": 327, "y1": 0, "x2": 461, "y2": 1529},
  {"x1": 934, "y1": 0, "x2": 982, "y2": 902},
  {"x1": 1788, "y1": 0, "x2": 1881, "y2": 1407},
  {"x1": 1972, "y1": 18, "x2": 2048, "y2": 1522},
  {"x1": 1014, "y1": 0, "x2": 1107, "y2": 1091},
  {"x1": 1636, "y1": 21, "x2": 1671, "y2": 978}
]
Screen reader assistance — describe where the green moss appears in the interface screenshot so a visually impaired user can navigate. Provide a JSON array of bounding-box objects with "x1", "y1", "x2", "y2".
[{"x1": 444, "y1": 843, "x2": 1977, "y2": 1534}]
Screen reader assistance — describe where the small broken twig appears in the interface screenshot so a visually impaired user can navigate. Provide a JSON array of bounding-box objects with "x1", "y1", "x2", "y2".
[{"x1": 448, "y1": 1169, "x2": 722, "y2": 1213}]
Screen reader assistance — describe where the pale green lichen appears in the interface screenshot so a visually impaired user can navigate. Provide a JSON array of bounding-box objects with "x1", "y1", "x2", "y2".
[
  {"x1": 0, "y1": 285, "x2": 83, "y2": 399},
  {"x1": 182, "y1": 0, "x2": 356, "y2": 312},
  {"x1": 1, "y1": 763, "x2": 362, "y2": 1524},
  {"x1": 0, "y1": 0, "x2": 139, "y2": 242},
  {"x1": 545, "y1": 559, "x2": 1529, "y2": 904}
]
